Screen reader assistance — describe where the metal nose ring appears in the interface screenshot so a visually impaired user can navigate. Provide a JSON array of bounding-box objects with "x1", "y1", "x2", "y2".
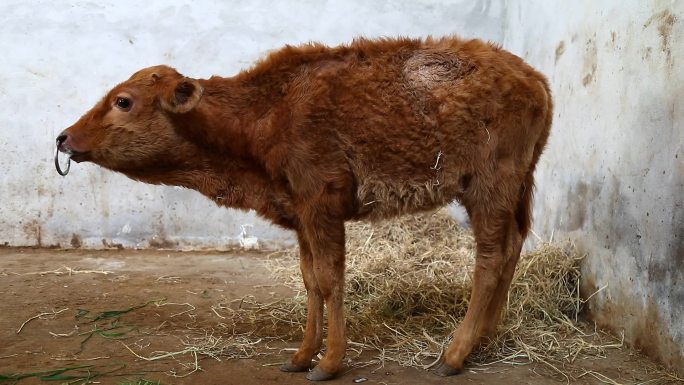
[{"x1": 55, "y1": 136, "x2": 71, "y2": 176}]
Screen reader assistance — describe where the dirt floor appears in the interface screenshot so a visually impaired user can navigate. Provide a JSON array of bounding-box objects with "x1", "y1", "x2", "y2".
[{"x1": 0, "y1": 249, "x2": 679, "y2": 385}]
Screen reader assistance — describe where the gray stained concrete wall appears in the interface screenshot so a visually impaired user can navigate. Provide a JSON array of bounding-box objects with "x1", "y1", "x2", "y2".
[
  {"x1": 0, "y1": 0, "x2": 681, "y2": 373},
  {"x1": 503, "y1": 0, "x2": 683, "y2": 372}
]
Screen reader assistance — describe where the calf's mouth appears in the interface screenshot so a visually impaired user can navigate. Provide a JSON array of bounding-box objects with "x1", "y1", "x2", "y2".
[{"x1": 55, "y1": 135, "x2": 90, "y2": 176}]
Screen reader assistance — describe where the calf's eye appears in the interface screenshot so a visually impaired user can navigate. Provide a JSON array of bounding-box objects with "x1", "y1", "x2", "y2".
[{"x1": 115, "y1": 97, "x2": 132, "y2": 111}]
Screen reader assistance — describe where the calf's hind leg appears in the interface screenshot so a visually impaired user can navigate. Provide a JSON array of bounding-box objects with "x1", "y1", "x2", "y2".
[
  {"x1": 477, "y1": 172, "x2": 535, "y2": 341},
  {"x1": 477, "y1": 218, "x2": 524, "y2": 342},
  {"x1": 434, "y1": 204, "x2": 513, "y2": 376}
]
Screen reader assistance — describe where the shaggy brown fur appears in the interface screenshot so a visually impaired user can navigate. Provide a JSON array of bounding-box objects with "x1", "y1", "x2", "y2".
[{"x1": 57, "y1": 36, "x2": 552, "y2": 380}]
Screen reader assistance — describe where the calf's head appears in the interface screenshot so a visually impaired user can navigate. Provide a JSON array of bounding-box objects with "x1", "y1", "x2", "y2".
[{"x1": 56, "y1": 65, "x2": 203, "y2": 173}]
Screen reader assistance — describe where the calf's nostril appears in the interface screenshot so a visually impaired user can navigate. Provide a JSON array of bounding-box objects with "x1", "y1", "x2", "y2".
[{"x1": 56, "y1": 134, "x2": 68, "y2": 146}]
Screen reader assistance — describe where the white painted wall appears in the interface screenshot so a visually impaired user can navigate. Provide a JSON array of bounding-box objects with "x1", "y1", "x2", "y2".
[
  {"x1": 0, "y1": 0, "x2": 503, "y2": 250},
  {"x1": 503, "y1": 0, "x2": 683, "y2": 372}
]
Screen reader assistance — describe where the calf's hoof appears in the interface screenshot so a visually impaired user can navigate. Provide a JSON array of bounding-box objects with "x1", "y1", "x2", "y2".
[
  {"x1": 432, "y1": 360, "x2": 462, "y2": 377},
  {"x1": 280, "y1": 361, "x2": 311, "y2": 372},
  {"x1": 306, "y1": 366, "x2": 336, "y2": 381}
]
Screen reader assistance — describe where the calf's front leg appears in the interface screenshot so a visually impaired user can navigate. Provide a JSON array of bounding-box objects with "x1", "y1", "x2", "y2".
[{"x1": 303, "y1": 219, "x2": 347, "y2": 381}]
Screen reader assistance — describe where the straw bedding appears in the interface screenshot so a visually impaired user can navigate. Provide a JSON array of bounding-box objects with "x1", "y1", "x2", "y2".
[
  {"x1": 214, "y1": 210, "x2": 623, "y2": 380},
  {"x1": 124, "y1": 209, "x2": 683, "y2": 383}
]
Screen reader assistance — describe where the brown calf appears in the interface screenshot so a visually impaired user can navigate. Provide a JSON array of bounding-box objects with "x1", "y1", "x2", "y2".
[{"x1": 56, "y1": 36, "x2": 552, "y2": 381}]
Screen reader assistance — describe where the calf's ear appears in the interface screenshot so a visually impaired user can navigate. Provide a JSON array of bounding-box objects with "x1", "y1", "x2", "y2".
[{"x1": 160, "y1": 78, "x2": 204, "y2": 113}]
